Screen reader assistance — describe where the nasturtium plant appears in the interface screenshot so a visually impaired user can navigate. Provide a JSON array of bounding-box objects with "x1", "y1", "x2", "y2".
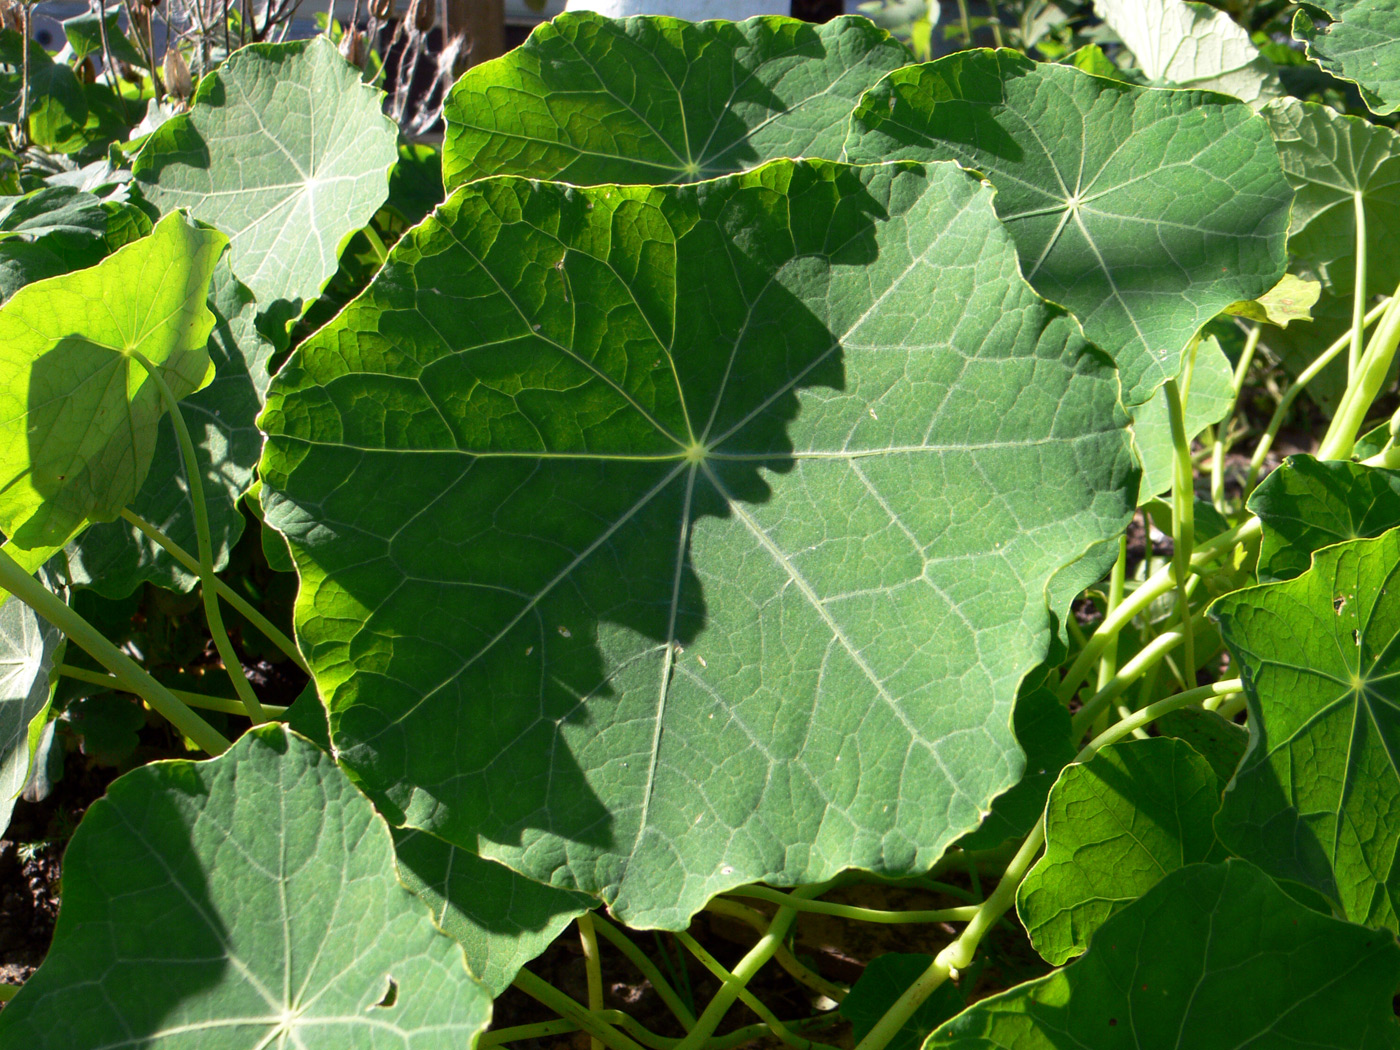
[
  {"x1": 1016, "y1": 736, "x2": 1224, "y2": 965},
  {"x1": 0, "y1": 725, "x2": 493, "y2": 1047},
  {"x1": 932, "y1": 860, "x2": 1400, "y2": 1049},
  {"x1": 442, "y1": 12, "x2": 910, "y2": 190},
  {"x1": 7, "y1": 7, "x2": 1400, "y2": 1047},
  {"x1": 1294, "y1": 0, "x2": 1400, "y2": 117},
  {"x1": 133, "y1": 36, "x2": 399, "y2": 315},
  {"x1": 259, "y1": 157, "x2": 1137, "y2": 927},
  {"x1": 843, "y1": 49, "x2": 1293, "y2": 405},
  {"x1": 1213, "y1": 529, "x2": 1400, "y2": 932},
  {"x1": 0, "y1": 211, "x2": 224, "y2": 552}
]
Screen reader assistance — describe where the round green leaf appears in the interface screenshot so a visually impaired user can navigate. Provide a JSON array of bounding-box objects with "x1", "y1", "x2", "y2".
[
  {"x1": 62, "y1": 261, "x2": 275, "y2": 596},
  {"x1": 442, "y1": 13, "x2": 911, "y2": 192},
  {"x1": 393, "y1": 829, "x2": 593, "y2": 995},
  {"x1": 1212, "y1": 529, "x2": 1400, "y2": 930},
  {"x1": 133, "y1": 36, "x2": 399, "y2": 314},
  {"x1": 1295, "y1": 1, "x2": 1400, "y2": 117},
  {"x1": 0, "y1": 725, "x2": 493, "y2": 1047},
  {"x1": 0, "y1": 593, "x2": 60, "y2": 838},
  {"x1": 930, "y1": 860, "x2": 1400, "y2": 1049},
  {"x1": 1017, "y1": 737, "x2": 1224, "y2": 965},
  {"x1": 259, "y1": 159, "x2": 1137, "y2": 928},
  {"x1": 844, "y1": 49, "x2": 1292, "y2": 405},
  {"x1": 0, "y1": 211, "x2": 224, "y2": 551},
  {"x1": 1094, "y1": 0, "x2": 1280, "y2": 107}
]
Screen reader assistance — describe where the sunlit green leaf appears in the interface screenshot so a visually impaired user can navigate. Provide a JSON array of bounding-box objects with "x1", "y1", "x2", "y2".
[
  {"x1": 442, "y1": 13, "x2": 911, "y2": 190},
  {"x1": 134, "y1": 36, "x2": 398, "y2": 314},
  {"x1": 0, "y1": 725, "x2": 493, "y2": 1047},
  {"x1": 259, "y1": 159, "x2": 1137, "y2": 928},
  {"x1": 930, "y1": 860, "x2": 1400, "y2": 1049},
  {"x1": 1212, "y1": 528, "x2": 1400, "y2": 931},
  {"x1": 1295, "y1": 1, "x2": 1400, "y2": 117},
  {"x1": 1017, "y1": 737, "x2": 1225, "y2": 965},
  {"x1": 0, "y1": 593, "x2": 60, "y2": 837},
  {"x1": 844, "y1": 49, "x2": 1292, "y2": 404},
  {"x1": 0, "y1": 212, "x2": 224, "y2": 551}
]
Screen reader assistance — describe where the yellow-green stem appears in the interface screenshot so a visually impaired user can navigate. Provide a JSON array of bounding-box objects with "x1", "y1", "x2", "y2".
[
  {"x1": 703, "y1": 899, "x2": 848, "y2": 1002},
  {"x1": 1319, "y1": 277, "x2": 1400, "y2": 460},
  {"x1": 725, "y1": 885, "x2": 977, "y2": 924},
  {"x1": 578, "y1": 913, "x2": 605, "y2": 1050},
  {"x1": 512, "y1": 969, "x2": 647, "y2": 1050},
  {"x1": 1164, "y1": 378, "x2": 1198, "y2": 687},
  {"x1": 1351, "y1": 191, "x2": 1368, "y2": 380},
  {"x1": 0, "y1": 547, "x2": 229, "y2": 754},
  {"x1": 1095, "y1": 536, "x2": 1128, "y2": 692},
  {"x1": 590, "y1": 915, "x2": 697, "y2": 1030},
  {"x1": 58, "y1": 664, "x2": 288, "y2": 718},
  {"x1": 129, "y1": 352, "x2": 266, "y2": 723}
]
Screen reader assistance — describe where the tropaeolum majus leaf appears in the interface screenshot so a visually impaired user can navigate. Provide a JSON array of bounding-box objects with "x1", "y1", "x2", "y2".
[
  {"x1": 1016, "y1": 737, "x2": 1225, "y2": 965},
  {"x1": 442, "y1": 12, "x2": 910, "y2": 191},
  {"x1": 62, "y1": 261, "x2": 276, "y2": 596},
  {"x1": 134, "y1": 36, "x2": 398, "y2": 315},
  {"x1": 843, "y1": 49, "x2": 1292, "y2": 405},
  {"x1": 0, "y1": 211, "x2": 224, "y2": 551},
  {"x1": 929, "y1": 860, "x2": 1400, "y2": 1049},
  {"x1": 259, "y1": 158, "x2": 1138, "y2": 928},
  {"x1": 0, "y1": 725, "x2": 492, "y2": 1047},
  {"x1": 1294, "y1": 1, "x2": 1400, "y2": 117},
  {"x1": 0, "y1": 592, "x2": 60, "y2": 839},
  {"x1": 1212, "y1": 528, "x2": 1400, "y2": 932}
]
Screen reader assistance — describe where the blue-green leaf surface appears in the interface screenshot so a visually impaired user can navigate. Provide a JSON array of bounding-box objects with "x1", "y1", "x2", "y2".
[
  {"x1": 259, "y1": 159, "x2": 1137, "y2": 927},
  {"x1": 1295, "y1": 1, "x2": 1400, "y2": 116},
  {"x1": 442, "y1": 13, "x2": 911, "y2": 191},
  {"x1": 1212, "y1": 529, "x2": 1400, "y2": 931},
  {"x1": 843, "y1": 49, "x2": 1292, "y2": 404}
]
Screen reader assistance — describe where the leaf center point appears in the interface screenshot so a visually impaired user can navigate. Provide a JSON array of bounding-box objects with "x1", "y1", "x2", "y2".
[{"x1": 683, "y1": 442, "x2": 708, "y2": 465}]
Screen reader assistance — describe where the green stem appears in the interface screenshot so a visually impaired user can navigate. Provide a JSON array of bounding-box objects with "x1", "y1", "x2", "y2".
[
  {"x1": 129, "y1": 352, "x2": 266, "y2": 723},
  {"x1": 1211, "y1": 324, "x2": 1262, "y2": 510},
  {"x1": 1244, "y1": 298, "x2": 1391, "y2": 495},
  {"x1": 120, "y1": 508, "x2": 310, "y2": 674},
  {"x1": 1059, "y1": 518, "x2": 1259, "y2": 702},
  {"x1": 1070, "y1": 609, "x2": 1208, "y2": 739},
  {"x1": 724, "y1": 885, "x2": 976, "y2": 924},
  {"x1": 1164, "y1": 378, "x2": 1198, "y2": 688},
  {"x1": 1319, "y1": 278, "x2": 1400, "y2": 461},
  {"x1": 361, "y1": 223, "x2": 389, "y2": 266},
  {"x1": 1351, "y1": 191, "x2": 1368, "y2": 381},
  {"x1": 578, "y1": 913, "x2": 605, "y2": 1050},
  {"x1": 674, "y1": 882, "x2": 830, "y2": 1050},
  {"x1": 478, "y1": 1020, "x2": 581, "y2": 1046},
  {"x1": 0, "y1": 547, "x2": 229, "y2": 754},
  {"x1": 58, "y1": 664, "x2": 288, "y2": 718},
  {"x1": 1095, "y1": 536, "x2": 1128, "y2": 692},
  {"x1": 674, "y1": 932, "x2": 843, "y2": 1050},
  {"x1": 17, "y1": 3, "x2": 30, "y2": 149},
  {"x1": 703, "y1": 899, "x2": 848, "y2": 1002},
  {"x1": 591, "y1": 915, "x2": 697, "y2": 1031},
  {"x1": 512, "y1": 969, "x2": 647, "y2": 1050},
  {"x1": 854, "y1": 679, "x2": 1242, "y2": 1050},
  {"x1": 955, "y1": 0, "x2": 973, "y2": 43}
]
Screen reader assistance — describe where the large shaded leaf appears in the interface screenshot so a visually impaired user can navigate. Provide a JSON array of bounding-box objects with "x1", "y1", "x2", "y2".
[
  {"x1": 1094, "y1": 0, "x2": 1280, "y2": 107},
  {"x1": 1212, "y1": 529, "x2": 1400, "y2": 931},
  {"x1": 1250, "y1": 455, "x2": 1400, "y2": 583},
  {"x1": 929, "y1": 860, "x2": 1400, "y2": 1049},
  {"x1": 442, "y1": 13, "x2": 911, "y2": 191},
  {"x1": 62, "y1": 262, "x2": 275, "y2": 596},
  {"x1": 843, "y1": 49, "x2": 1292, "y2": 405},
  {"x1": 0, "y1": 196, "x2": 150, "y2": 304},
  {"x1": 0, "y1": 212, "x2": 224, "y2": 551},
  {"x1": 259, "y1": 159, "x2": 1138, "y2": 928},
  {"x1": 841, "y1": 954, "x2": 964, "y2": 1050},
  {"x1": 134, "y1": 36, "x2": 398, "y2": 314},
  {"x1": 0, "y1": 725, "x2": 492, "y2": 1046},
  {"x1": 393, "y1": 829, "x2": 593, "y2": 995},
  {"x1": 1264, "y1": 98, "x2": 1400, "y2": 299},
  {"x1": 1016, "y1": 737, "x2": 1224, "y2": 965},
  {"x1": 0, "y1": 594, "x2": 60, "y2": 837},
  {"x1": 1153, "y1": 704, "x2": 1247, "y2": 785},
  {"x1": 1295, "y1": 1, "x2": 1400, "y2": 117}
]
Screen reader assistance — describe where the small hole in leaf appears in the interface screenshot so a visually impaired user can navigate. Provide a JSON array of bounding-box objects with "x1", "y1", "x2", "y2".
[
  {"x1": 374, "y1": 979, "x2": 398, "y2": 1009},
  {"x1": 1354, "y1": 629, "x2": 1361, "y2": 645},
  {"x1": 1335, "y1": 596, "x2": 1346, "y2": 613}
]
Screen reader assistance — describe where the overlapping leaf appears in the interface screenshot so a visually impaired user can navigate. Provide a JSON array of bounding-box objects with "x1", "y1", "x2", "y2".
[
  {"x1": 1131, "y1": 334, "x2": 1234, "y2": 499},
  {"x1": 1295, "y1": 1, "x2": 1400, "y2": 116},
  {"x1": 1251, "y1": 455, "x2": 1400, "y2": 583},
  {"x1": 1016, "y1": 737, "x2": 1224, "y2": 965},
  {"x1": 0, "y1": 594, "x2": 60, "y2": 838},
  {"x1": 62, "y1": 262, "x2": 275, "y2": 596},
  {"x1": 0, "y1": 212, "x2": 224, "y2": 551},
  {"x1": 930, "y1": 860, "x2": 1400, "y2": 1049},
  {"x1": 1212, "y1": 529, "x2": 1400, "y2": 931},
  {"x1": 393, "y1": 829, "x2": 593, "y2": 995},
  {"x1": 841, "y1": 954, "x2": 964, "y2": 1050},
  {"x1": 442, "y1": 13, "x2": 910, "y2": 191},
  {"x1": 259, "y1": 159, "x2": 1137, "y2": 927},
  {"x1": 1095, "y1": 0, "x2": 1280, "y2": 106},
  {"x1": 134, "y1": 36, "x2": 399, "y2": 313},
  {"x1": 0, "y1": 725, "x2": 492, "y2": 1047},
  {"x1": 843, "y1": 49, "x2": 1292, "y2": 404}
]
